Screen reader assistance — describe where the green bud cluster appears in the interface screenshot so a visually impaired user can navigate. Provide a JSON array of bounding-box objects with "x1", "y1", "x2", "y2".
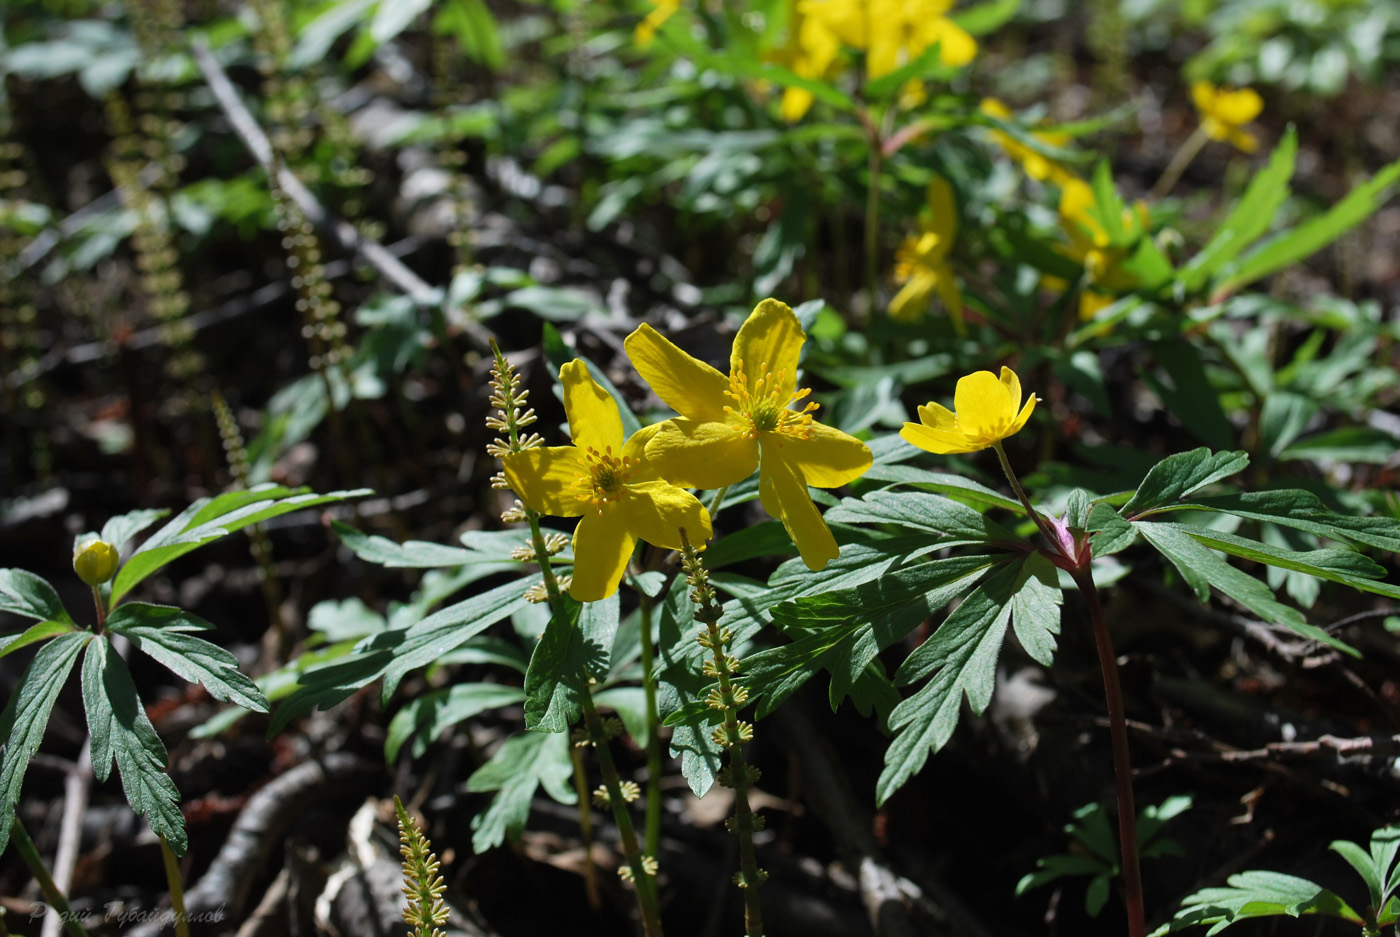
[
  {"x1": 271, "y1": 180, "x2": 351, "y2": 375},
  {"x1": 679, "y1": 532, "x2": 767, "y2": 932},
  {"x1": 395, "y1": 796, "x2": 449, "y2": 937}
]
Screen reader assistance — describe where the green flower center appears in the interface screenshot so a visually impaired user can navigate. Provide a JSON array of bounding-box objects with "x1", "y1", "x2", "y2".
[
  {"x1": 723, "y1": 362, "x2": 819, "y2": 441},
  {"x1": 573, "y1": 446, "x2": 636, "y2": 512}
]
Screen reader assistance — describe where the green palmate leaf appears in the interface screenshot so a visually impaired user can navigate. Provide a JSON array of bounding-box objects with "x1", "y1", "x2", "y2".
[
  {"x1": 0, "y1": 631, "x2": 90, "y2": 857},
  {"x1": 1372, "y1": 827, "x2": 1400, "y2": 898},
  {"x1": 1171, "y1": 524, "x2": 1400, "y2": 601},
  {"x1": 112, "y1": 486, "x2": 370, "y2": 603},
  {"x1": 1217, "y1": 154, "x2": 1400, "y2": 299},
  {"x1": 1121, "y1": 448, "x2": 1250, "y2": 519},
  {"x1": 1133, "y1": 523, "x2": 1358, "y2": 655},
  {"x1": 1278, "y1": 426, "x2": 1400, "y2": 464},
  {"x1": 523, "y1": 595, "x2": 617, "y2": 733},
  {"x1": 106, "y1": 604, "x2": 269, "y2": 712},
  {"x1": 1087, "y1": 502, "x2": 1138, "y2": 555},
  {"x1": 270, "y1": 577, "x2": 533, "y2": 733},
  {"x1": 824, "y1": 490, "x2": 1020, "y2": 546},
  {"x1": 878, "y1": 555, "x2": 1061, "y2": 804},
  {"x1": 466, "y1": 730, "x2": 575, "y2": 853},
  {"x1": 0, "y1": 620, "x2": 77, "y2": 659},
  {"x1": 0, "y1": 569, "x2": 74, "y2": 626},
  {"x1": 332, "y1": 520, "x2": 473, "y2": 567},
  {"x1": 1179, "y1": 128, "x2": 1297, "y2": 293},
  {"x1": 702, "y1": 521, "x2": 793, "y2": 569},
  {"x1": 951, "y1": 0, "x2": 1021, "y2": 34},
  {"x1": 99, "y1": 509, "x2": 169, "y2": 557},
  {"x1": 1155, "y1": 489, "x2": 1400, "y2": 553},
  {"x1": 1147, "y1": 341, "x2": 1234, "y2": 450},
  {"x1": 1330, "y1": 839, "x2": 1382, "y2": 909},
  {"x1": 80, "y1": 636, "x2": 186, "y2": 855},
  {"x1": 1153, "y1": 871, "x2": 1362, "y2": 935},
  {"x1": 747, "y1": 554, "x2": 998, "y2": 718},
  {"x1": 386, "y1": 683, "x2": 527, "y2": 763}
]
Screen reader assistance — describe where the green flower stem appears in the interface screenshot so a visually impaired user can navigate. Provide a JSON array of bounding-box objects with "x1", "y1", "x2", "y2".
[
  {"x1": 680, "y1": 531, "x2": 764, "y2": 937},
  {"x1": 706, "y1": 485, "x2": 730, "y2": 522},
  {"x1": 579, "y1": 690, "x2": 664, "y2": 937},
  {"x1": 9, "y1": 818, "x2": 89, "y2": 937},
  {"x1": 159, "y1": 835, "x2": 191, "y2": 937},
  {"x1": 864, "y1": 123, "x2": 884, "y2": 326},
  {"x1": 569, "y1": 744, "x2": 602, "y2": 910},
  {"x1": 992, "y1": 441, "x2": 1061, "y2": 552},
  {"x1": 638, "y1": 593, "x2": 663, "y2": 861},
  {"x1": 1069, "y1": 568, "x2": 1144, "y2": 937},
  {"x1": 1149, "y1": 124, "x2": 1208, "y2": 201}
]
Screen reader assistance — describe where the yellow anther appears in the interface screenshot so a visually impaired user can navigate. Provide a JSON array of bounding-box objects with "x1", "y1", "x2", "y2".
[
  {"x1": 571, "y1": 446, "x2": 639, "y2": 514},
  {"x1": 722, "y1": 361, "x2": 820, "y2": 442}
]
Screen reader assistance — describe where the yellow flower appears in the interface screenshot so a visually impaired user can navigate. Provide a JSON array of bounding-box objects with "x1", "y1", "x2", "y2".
[
  {"x1": 502, "y1": 359, "x2": 711, "y2": 602},
  {"x1": 625, "y1": 299, "x2": 872, "y2": 570},
  {"x1": 778, "y1": 0, "x2": 976, "y2": 121},
  {"x1": 636, "y1": 0, "x2": 680, "y2": 48},
  {"x1": 73, "y1": 538, "x2": 119, "y2": 587},
  {"x1": 980, "y1": 98, "x2": 1077, "y2": 185},
  {"x1": 1057, "y1": 178, "x2": 1148, "y2": 320},
  {"x1": 901, "y1": 367, "x2": 1037, "y2": 454},
  {"x1": 1190, "y1": 81, "x2": 1262, "y2": 153},
  {"x1": 889, "y1": 176, "x2": 962, "y2": 329}
]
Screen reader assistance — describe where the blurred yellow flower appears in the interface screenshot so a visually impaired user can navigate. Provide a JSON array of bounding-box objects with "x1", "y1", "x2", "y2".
[
  {"x1": 1057, "y1": 178, "x2": 1148, "y2": 320},
  {"x1": 502, "y1": 359, "x2": 711, "y2": 602},
  {"x1": 1190, "y1": 81, "x2": 1263, "y2": 153},
  {"x1": 777, "y1": 0, "x2": 977, "y2": 121},
  {"x1": 889, "y1": 176, "x2": 963, "y2": 329},
  {"x1": 901, "y1": 367, "x2": 1037, "y2": 455},
  {"x1": 625, "y1": 299, "x2": 872, "y2": 570},
  {"x1": 980, "y1": 98, "x2": 1077, "y2": 185},
  {"x1": 636, "y1": 0, "x2": 680, "y2": 48}
]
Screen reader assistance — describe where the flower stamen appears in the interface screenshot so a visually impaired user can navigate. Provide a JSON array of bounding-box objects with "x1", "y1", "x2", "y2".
[
  {"x1": 722, "y1": 362, "x2": 820, "y2": 442},
  {"x1": 572, "y1": 445, "x2": 639, "y2": 513}
]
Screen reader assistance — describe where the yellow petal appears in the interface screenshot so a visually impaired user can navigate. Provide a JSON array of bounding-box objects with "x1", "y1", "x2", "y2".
[
  {"x1": 560, "y1": 359, "x2": 624, "y2": 453},
  {"x1": 1226, "y1": 126, "x2": 1258, "y2": 153},
  {"x1": 953, "y1": 369, "x2": 1017, "y2": 438},
  {"x1": 503, "y1": 446, "x2": 586, "y2": 517},
  {"x1": 1189, "y1": 81, "x2": 1217, "y2": 116},
  {"x1": 620, "y1": 480, "x2": 712, "y2": 550},
  {"x1": 927, "y1": 175, "x2": 957, "y2": 246},
  {"x1": 645, "y1": 419, "x2": 760, "y2": 490},
  {"x1": 758, "y1": 442, "x2": 839, "y2": 570},
  {"x1": 928, "y1": 18, "x2": 976, "y2": 67},
  {"x1": 781, "y1": 86, "x2": 814, "y2": 122},
  {"x1": 732, "y1": 298, "x2": 805, "y2": 398},
  {"x1": 900, "y1": 421, "x2": 982, "y2": 454},
  {"x1": 916, "y1": 400, "x2": 957, "y2": 430},
  {"x1": 888, "y1": 271, "x2": 935, "y2": 322},
  {"x1": 999, "y1": 366, "x2": 1022, "y2": 411},
  {"x1": 624, "y1": 323, "x2": 731, "y2": 423},
  {"x1": 980, "y1": 97, "x2": 1011, "y2": 120},
  {"x1": 776, "y1": 421, "x2": 871, "y2": 488},
  {"x1": 1006, "y1": 390, "x2": 1038, "y2": 437},
  {"x1": 1213, "y1": 86, "x2": 1262, "y2": 126},
  {"x1": 621, "y1": 422, "x2": 664, "y2": 483},
  {"x1": 569, "y1": 510, "x2": 635, "y2": 602}
]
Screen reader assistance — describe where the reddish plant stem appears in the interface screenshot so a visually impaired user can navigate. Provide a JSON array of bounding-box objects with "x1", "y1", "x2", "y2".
[{"x1": 1070, "y1": 568, "x2": 1145, "y2": 937}]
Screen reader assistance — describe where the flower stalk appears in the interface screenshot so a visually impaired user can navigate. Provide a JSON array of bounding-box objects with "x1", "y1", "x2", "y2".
[
  {"x1": 637, "y1": 592, "x2": 664, "y2": 860},
  {"x1": 991, "y1": 441, "x2": 1143, "y2": 937},
  {"x1": 680, "y1": 530, "x2": 765, "y2": 937},
  {"x1": 10, "y1": 818, "x2": 89, "y2": 937},
  {"x1": 395, "y1": 796, "x2": 449, "y2": 937},
  {"x1": 158, "y1": 835, "x2": 191, "y2": 937}
]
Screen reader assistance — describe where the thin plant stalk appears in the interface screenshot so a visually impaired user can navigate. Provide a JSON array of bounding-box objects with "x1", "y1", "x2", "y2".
[
  {"x1": 1150, "y1": 125, "x2": 1207, "y2": 201},
  {"x1": 991, "y1": 441, "x2": 1144, "y2": 937},
  {"x1": 638, "y1": 593, "x2": 664, "y2": 860},
  {"x1": 569, "y1": 745, "x2": 602, "y2": 910},
  {"x1": 10, "y1": 818, "x2": 89, "y2": 937},
  {"x1": 680, "y1": 531, "x2": 764, "y2": 937},
  {"x1": 864, "y1": 126, "x2": 883, "y2": 322},
  {"x1": 159, "y1": 835, "x2": 191, "y2": 937},
  {"x1": 1070, "y1": 568, "x2": 1145, "y2": 937}
]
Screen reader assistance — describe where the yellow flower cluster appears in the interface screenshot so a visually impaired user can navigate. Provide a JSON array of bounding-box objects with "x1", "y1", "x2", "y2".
[
  {"x1": 776, "y1": 0, "x2": 977, "y2": 120},
  {"x1": 503, "y1": 300, "x2": 873, "y2": 600}
]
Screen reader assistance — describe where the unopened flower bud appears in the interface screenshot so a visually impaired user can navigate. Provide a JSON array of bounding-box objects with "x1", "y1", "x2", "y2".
[{"x1": 73, "y1": 539, "x2": 119, "y2": 587}]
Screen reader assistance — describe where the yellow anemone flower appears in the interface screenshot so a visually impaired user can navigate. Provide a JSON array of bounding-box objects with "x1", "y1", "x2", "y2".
[
  {"x1": 636, "y1": 0, "x2": 680, "y2": 48},
  {"x1": 502, "y1": 359, "x2": 711, "y2": 602},
  {"x1": 1190, "y1": 81, "x2": 1262, "y2": 153},
  {"x1": 980, "y1": 98, "x2": 1077, "y2": 185},
  {"x1": 889, "y1": 176, "x2": 963, "y2": 329},
  {"x1": 779, "y1": 0, "x2": 976, "y2": 121},
  {"x1": 624, "y1": 299, "x2": 872, "y2": 571},
  {"x1": 1058, "y1": 178, "x2": 1148, "y2": 320},
  {"x1": 901, "y1": 366, "x2": 1037, "y2": 454}
]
